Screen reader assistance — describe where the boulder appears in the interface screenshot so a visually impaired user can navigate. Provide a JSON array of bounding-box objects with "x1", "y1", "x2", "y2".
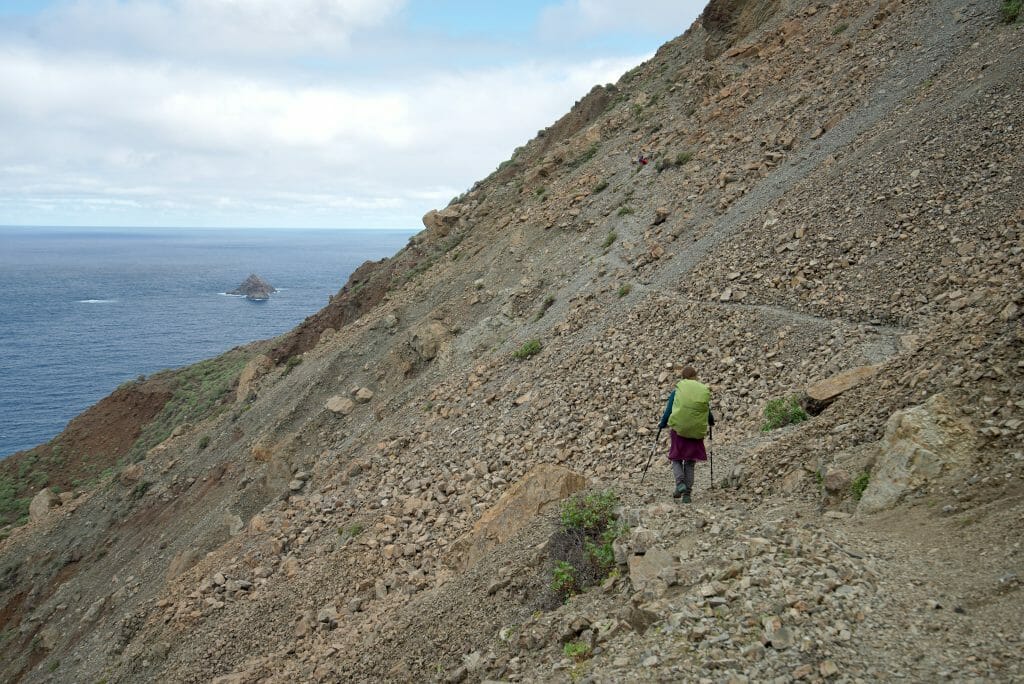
[
  {"x1": 805, "y1": 365, "x2": 880, "y2": 412},
  {"x1": 454, "y1": 464, "x2": 587, "y2": 569},
  {"x1": 326, "y1": 396, "x2": 355, "y2": 416},
  {"x1": 29, "y1": 488, "x2": 60, "y2": 522},
  {"x1": 421, "y1": 206, "x2": 461, "y2": 238},
  {"x1": 627, "y1": 546, "x2": 674, "y2": 592},
  {"x1": 353, "y1": 387, "x2": 375, "y2": 403},
  {"x1": 410, "y1": 322, "x2": 449, "y2": 362},
  {"x1": 859, "y1": 394, "x2": 976, "y2": 513}
]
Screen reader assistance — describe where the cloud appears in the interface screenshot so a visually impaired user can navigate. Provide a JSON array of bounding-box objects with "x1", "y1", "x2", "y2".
[
  {"x1": 31, "y1": 0, "x2": 405, "y2": 59},
  {"x1": 538, "y1": 0, "x2": 704, "y2": 40},
  {"x1": 0, "y1": 43, "x2": 641, "y2": 228}
]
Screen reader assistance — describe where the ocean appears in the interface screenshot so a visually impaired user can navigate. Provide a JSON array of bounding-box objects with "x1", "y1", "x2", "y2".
[{"x1": 0, "y1": 227, "x2": 414, "y2": 458}]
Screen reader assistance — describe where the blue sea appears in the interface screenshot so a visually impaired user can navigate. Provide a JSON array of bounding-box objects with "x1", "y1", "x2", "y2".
[{"x1": 0, "y1": 227, "x2": 414, "y2": 458}]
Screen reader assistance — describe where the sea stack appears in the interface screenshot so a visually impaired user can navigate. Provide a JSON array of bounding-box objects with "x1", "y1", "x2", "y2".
[{"x1": 228, "y1": 274, "x2": 276, "y2": 301}]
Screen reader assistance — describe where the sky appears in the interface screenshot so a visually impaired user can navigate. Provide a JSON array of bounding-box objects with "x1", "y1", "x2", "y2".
[{"x1": 0, "y1": 1, "x2": 705, "y2": 229}]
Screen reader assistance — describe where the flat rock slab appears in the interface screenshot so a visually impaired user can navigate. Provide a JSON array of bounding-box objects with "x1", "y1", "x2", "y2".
[{"x1": 806, "y1": 364, "x2": 881, "y2": 403}]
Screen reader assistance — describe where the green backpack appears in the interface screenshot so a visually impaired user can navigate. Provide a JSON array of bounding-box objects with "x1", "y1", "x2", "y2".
[{"x1": 668, "y1": 379, "x2": 710, "y2": 439}]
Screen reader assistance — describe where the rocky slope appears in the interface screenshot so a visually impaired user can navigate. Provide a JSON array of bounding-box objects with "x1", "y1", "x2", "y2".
[{"x1": 1, "y1": 0, "x2": 1021, "y2": 682}]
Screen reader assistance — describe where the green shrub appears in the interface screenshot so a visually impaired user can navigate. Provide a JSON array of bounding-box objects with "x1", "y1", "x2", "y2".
[
  {"x1": 560, "y1": 490, "x2": 619, "y2": 533},
  {"x1": 851, "y1": 472, "x2": 870, "y2": 501},
  {"x1": 592, "y1": 180, "x2": 608, "y2": 194},
  {"x1": 198, "y1": 435, "x2": 210, "y2": 450},
  {"x1": 833, "y1": 22, "x2": 849, "y2": 34},
  {"x1": 616, "y1": 206, "x2": 634, "y2": 216},
  {"x1": 551, "y1": 560, "x2": 577, "y2": 596},
  {"x1": 602, "y1": 232, "x2": 617, "y2": 249},
  {"x1": 129, "y1": 481, "x2": 152, "y2": 501},
  {"x1": 1002, "y1": 0, "x2": 1021, "y2": 22},
  {"x1": 761, "y1": 395, "x2": 808, "y2": 431},
  {"x1": 283, "y1": 355, "x2": 303, "y2": 376},
  {"x1": 513, "y1": 339, "x2": 542, "y2": 360},
  {"x1": 617, "y1": 284, "x2": 631, "y2": 298}
]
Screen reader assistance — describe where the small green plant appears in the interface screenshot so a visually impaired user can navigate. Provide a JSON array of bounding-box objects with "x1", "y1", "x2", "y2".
[
  {"x1": 832, "y1": 22, "x2": 849, "y2": 34},
  {"x1": 563, "y1": 641, "x2": 591, "y2": 661},
  {"x1": 535, "y1": 186, "x2": 546, "y2": 197},
  {"x1": 198, "y1": 435, "x2": 210, "y2": 450},
  {"x1": 574, "y1": 143, "x2": 601, "y2": 168},
  {"x1": 675, "y1": 151, "x2": 693, "y2": 166},
  {"x1": 551, "y1": 560, "x2": 578, "y2": 596},
  {"x1": 1001, "y1": 0, "x2": 1021, "y2": 22},
  {"x1": 617, "y1": 284, "x2": 631, "y2": 298},
  {"x1": 513, "y1": 339, "x2": 542, "y2": 360},
  {"x1": 592, "y1": 180, "x2": 608, "y2": 194},
  {"x1": 129, "y1": 481, "x2": 152, "y2": 501},
  {"x1": 851, "y1": 472, "x2": 870, "y2": 501},
  {"x1": 283, "y1": 355, "x2": 303, "y2": 376},
  {"x1": 760, "y1": 396, "x2": 808, "y2": 431},
  {"x1": 48, "y1": 660, "x2": 59, "y2": 672},
  {"x1": 338, "y1": 522, "x2": 365, "y2": 538},
  {"x1": 616, "y1": 205, "x2": 634, "y2": 216},
  {"x1": 602, "y1": 231, "x2": 618, "y2": 249}
]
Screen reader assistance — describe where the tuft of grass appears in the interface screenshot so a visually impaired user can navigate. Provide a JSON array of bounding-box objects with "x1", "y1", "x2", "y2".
[
  {"x1": 832, "y1": 22, "x2": 849, "y2": 34},
  {"x1": 563, "y1": 641, "x2": 591, "y2": 661},
  {"x1": 761, "y1": 395, "x2": 808, "y2": 431},
  {"x1": 592, "y1": 180, "x2": 609, "y2": 194},
  {"x1": 602, "y1": 232, "x2": 618, "y2": 249},
  {"x1": 513, "y1": 339, "x2": 542, "y2": 360},
  {"x1": 616, "y1": 205, "x2": 634, "y2": 216},
  {"x1": 657, "y1": 150, "x2": 694, "y2": 172},
  {"x1": 617, "y1": 284, "x2": 631, "y2": 298},
  {"x1": 1001, "y1": 0, "x2": 1021, "y2": 22},
  {"x1": 851, "y1": 472, "x2": 870, "y2": 501},
  {"x1": 198, "y1": 435, "x2": 210, "y2": 450},
  {"x1": 283, "y1": 355, "x2": 303, "y2": 376}
]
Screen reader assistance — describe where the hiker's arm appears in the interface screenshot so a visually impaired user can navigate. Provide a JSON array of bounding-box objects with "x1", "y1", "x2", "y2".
[{"x1": 658, "y1": 391, "x2": 675, "y2": 429}]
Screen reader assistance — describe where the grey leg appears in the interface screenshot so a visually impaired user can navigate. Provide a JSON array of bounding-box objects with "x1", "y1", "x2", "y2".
[
  {"x1": 671, "y1": 460, "x2": 685, "y2": 485},
  {"x1": 683, "y1": 461, "x2": 695, "y2": 491}
]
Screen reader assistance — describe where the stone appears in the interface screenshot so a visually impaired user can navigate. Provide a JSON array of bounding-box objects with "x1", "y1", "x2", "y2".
[
  {"x1": 653, "y1": 207, "x2": 670, "y2": 225},
  {"x1": 326, "y1": 395, "x2": 355, "y2": 416},
  {"x1": 29, "y1": 488, "x2": 60, "y2": 522},
  {"x1": 354, "y1": 387, "x2": 375, "y2": 403},
  {"x1": 236, "y1": 355, "x2": 272, "y2": 402},
  {"x1": 822, "y1": 468, "x2": 851, "y2": 493},
  {"x1": 859, "y1": 394, "x2": 976, "y2": 513},
  {"x1": 805, "y1": 365, "x2": 881, "y2": 410},
  {"x1": 452, "y1": 464, "x2": 586, "y2": 569},
  {"x1": 119, "y1": 463, "x2": 144, "y2": 485},
  {"x1": 627, "y1": 546, "x2": 674, "y2": 591}
]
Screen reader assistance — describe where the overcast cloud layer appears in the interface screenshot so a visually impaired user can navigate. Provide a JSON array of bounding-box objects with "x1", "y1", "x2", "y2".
[{"x1": 0, "y1": 0, "x2": 704, "y2": 228}]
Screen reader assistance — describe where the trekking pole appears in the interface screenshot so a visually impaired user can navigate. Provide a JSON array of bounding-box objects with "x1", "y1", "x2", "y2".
[
  {"x1": 640, "y1": 427, "x2": 663, "y2": 483},
  {"x1": 708, "y1": 425, "x2": 714, "y2": 489}
]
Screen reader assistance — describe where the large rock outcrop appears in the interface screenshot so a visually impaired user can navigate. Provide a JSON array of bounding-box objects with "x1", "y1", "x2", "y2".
[{"x1": 858, "y1": 394, "x2": 977, "y2": 513}]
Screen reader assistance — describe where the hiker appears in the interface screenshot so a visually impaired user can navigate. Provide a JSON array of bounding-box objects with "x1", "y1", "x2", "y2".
[
  {"x1": 657, "y1": 366, "x2": 714, "y2": 503},
  {"x1": 637, "y1": 151, "x2": 649, "y2": 165}
]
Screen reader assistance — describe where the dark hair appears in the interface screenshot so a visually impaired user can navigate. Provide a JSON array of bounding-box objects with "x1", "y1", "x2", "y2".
[{"x1": 681, "y1": 366, "x2": 698, "y2": 380}]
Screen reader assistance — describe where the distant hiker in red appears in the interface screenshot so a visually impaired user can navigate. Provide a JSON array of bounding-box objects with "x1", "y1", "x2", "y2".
[
  {"x1": 637, "y1": 151, "x2": 649, "y2": 165},
  {"x1": 658, "y1": 366, "x2": 714, "y2": 503}
]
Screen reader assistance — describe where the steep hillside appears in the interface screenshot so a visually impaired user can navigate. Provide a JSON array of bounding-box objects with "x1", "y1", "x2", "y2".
[{"x1": 1, "y1": 0, "x2": 1021, "y2": 682}]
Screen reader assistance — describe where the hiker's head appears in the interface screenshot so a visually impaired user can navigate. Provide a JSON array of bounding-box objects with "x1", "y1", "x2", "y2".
[{"x1": 681, "y1": 366, "x2": 698, "y2": 380}]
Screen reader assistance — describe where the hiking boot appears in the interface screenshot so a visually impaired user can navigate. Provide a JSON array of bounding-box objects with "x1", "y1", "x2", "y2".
[
  {"x1": 681, "y1": 492, "x2": 692, "y2": 504},
  {"x1": 673, "y1": 483, "x2": 688, "y2": 499}
]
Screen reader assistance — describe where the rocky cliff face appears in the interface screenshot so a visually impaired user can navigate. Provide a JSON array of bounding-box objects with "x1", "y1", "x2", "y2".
[{"x1": 1, "y1": 1, "x2": 1021, "y2": 682}]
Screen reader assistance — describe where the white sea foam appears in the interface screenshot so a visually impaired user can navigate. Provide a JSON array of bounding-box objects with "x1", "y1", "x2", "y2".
[
  {"x1": 219, "y1": 292, "x2": 246, "y2": 297},
  {"x1": 78, "y1": 299, "x2": 116, "y2": 303}
]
